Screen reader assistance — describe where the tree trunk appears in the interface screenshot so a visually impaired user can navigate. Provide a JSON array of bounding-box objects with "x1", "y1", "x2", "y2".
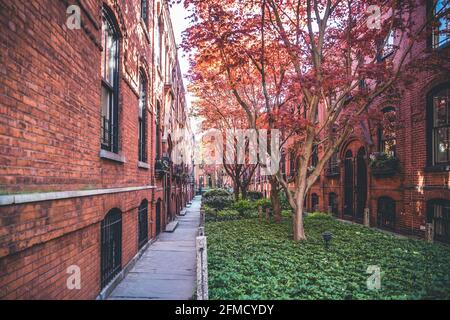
[
  {"x1": 240, "y1": 184, "x2": 248, "y2": 200},
  {"x1": 293, "y1": 189, "x2": 307, "y2": 241},
  {"x1": 269, "y1": 179, "x2": 282, "y2": 222},
  {"x1": 233, "y1": 180, "x2": 240, "y2": 201}
]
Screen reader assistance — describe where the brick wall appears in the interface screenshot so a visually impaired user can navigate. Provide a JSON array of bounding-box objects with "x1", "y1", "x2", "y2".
[{"x1": 0, "y1": 0, "x2": 163, "y2": 299}]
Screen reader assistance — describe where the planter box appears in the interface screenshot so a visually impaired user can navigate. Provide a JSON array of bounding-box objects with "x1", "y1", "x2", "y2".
[{"x1": 372, "y1": 166, "x2": 397, "y2": 177}]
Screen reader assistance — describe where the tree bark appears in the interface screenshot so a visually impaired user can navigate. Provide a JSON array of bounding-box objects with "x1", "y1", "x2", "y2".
[
  {"x1": 240, "y1": 184, "x2": 248, "y2": 200},
  {"x1": 293, "y1": 192, "x2": 306, "y2": 241},
  {"x1": 269, "y1": 178, "x2": 282, "y2": 222},
  {"x1": 233, "y1": 179, "x2": 240, "y2": 201},
  {"x1": 292, "y1": 175, "x2": 308, "y2": 241}
]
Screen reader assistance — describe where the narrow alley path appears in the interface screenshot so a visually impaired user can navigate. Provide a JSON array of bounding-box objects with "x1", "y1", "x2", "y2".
[{"x1": 108, "y1": 196, "x2": 201, "y2": 300}]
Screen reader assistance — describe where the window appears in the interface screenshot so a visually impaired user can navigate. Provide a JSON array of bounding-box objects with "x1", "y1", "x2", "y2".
[
  {"x1": 314, "y1": 107, "x2": 319, "y2": 123},
  {"x1": 289, "y1": 150, "x2": 296, "y2": 177},
  {"x1": 428, "y1": 84, "x2": 450, "y2": 165},
  {"x1": 101, "y1": 8, "x2": 120, "y2": 153},
  {"x1": 140, "y1": 0, "x2": 149, "y2": 26},
  {"x1": 280, "y1": 152, "x2": 286, "y2": 176},
  {"x1": 138, "y1": 72, "x2": 148, "y2": 163},
  {"x1": 156, "y1": 101, "x2": 161, "y2": 159},
  {"x1": 359, "y1": 79, "x2": 367, "y2": 92},
  {"x1": 378, "y1": 107, "x2": 397, "y2": 156},
  {"x1": 432, "y1": 0, "x2": 450, "y2": 48},
  {"x1": 427, "y1": 199, "x2": 450, "y2": 243},
  {"x1": 326, "y1": 153, "x2": 339, "y2": 176},
  {"x1": 311, "y1": 145, "x2": 318, "y2": 167},
  {"x1": 155, "y1": 16, "x2": 162, "y2": 69},
  {"x1": 311, "y1": 193, "x2": 319, "y2": 212},
  {"x1": 378, "y1": 29, "x2": 395, "y2": 60}
]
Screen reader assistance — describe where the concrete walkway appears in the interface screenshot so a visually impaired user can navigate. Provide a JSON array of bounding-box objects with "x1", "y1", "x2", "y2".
[{"x1": 108, "y1": 196, "x2": 201, "y2": 300}]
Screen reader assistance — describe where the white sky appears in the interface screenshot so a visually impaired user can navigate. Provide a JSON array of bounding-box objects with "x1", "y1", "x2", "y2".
[{"x1": 169, "y1": 2, "x2": 202, "y2": 136}]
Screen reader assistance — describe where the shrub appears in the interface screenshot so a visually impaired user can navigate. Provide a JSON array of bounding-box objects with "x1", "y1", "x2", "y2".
[
  {"x1": 281, "y1": 209, "x2": 292, "y2": 218},
  {"x1": 203, "y1": 195, "x2": 234, "y2": 210},
  {"x1": 247, "y1": 191, "x2": 263, "y2": 201},
  {"x1": 203, "y1": 205, "x2": 216, "y2": 216},
  {"x1": 255, "y1": 198, "x2": 272, "y2": 210},
  {"x1": 217, "y1": 209, "x2": 240, "y2": 219},
  {"x1": 203, "y1": 188, "x2": 231, "y2": 199},
  {"x1": 308, "y1": 212, "x2": 332, "y2": 220},
  {"x1": 232, "y1": 199, "x2": 257, "y2": 217},
  {"x1": 279, "y1": 192, "x2": 291, "y2": 210}
]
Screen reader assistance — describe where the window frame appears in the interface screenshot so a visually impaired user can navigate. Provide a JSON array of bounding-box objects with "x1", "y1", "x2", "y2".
[
  {"x1": 155, "y1": 100, "x2": 162, "y2": 160},
  {"x1": 311, "y1": 145, "x2": 319, "y2": 167},
  {"x1": 101, "y1": 7, "x2": 120, "y2": 154},
  {"x1": 427, "y1": 82, "x2": 450, "y2": 168},
  {"x1": 430, "y1": 0, "x2": 450, "y2": 49},
  {"x1": 377, "y1": 29, "x2": 396, "y2": 61},
  {"x1": 378, "y1": 106, "x2": 397, "y2": 156},
  {"x1": 140, "y1": 0, "x2": 149, "y2": 27},
  {"x1": 138, "y1": 71, "x2": 148, "y2": 163},
  {"x1": 326, "y1": 152, "x2": 340, "y2": 176}
]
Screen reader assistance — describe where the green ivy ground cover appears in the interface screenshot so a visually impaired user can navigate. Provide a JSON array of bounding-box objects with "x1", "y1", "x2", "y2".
[{"x1": 206, "y1": 216, "x2": 450, "y2": 300}]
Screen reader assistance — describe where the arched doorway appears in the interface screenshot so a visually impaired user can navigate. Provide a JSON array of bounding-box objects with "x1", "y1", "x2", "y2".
[
  {"x1": 344, "y1": 150, "x2": 354, "y2": 217},
  {"x1": 355, "y1": 147, "x2": 367, "y2": 220},
  {"x1": 101, "y1": 208, "x2": 122, "y2": 289},
  {"x1": 427, "y1": 199, "x2": 450, "y2": 244},
  {"x1": 156, "y1": 199, "x2": 162, "y2": 236},
  {"x1": 378, "y1": 197, "x2": 396, "y2": 230},
  {"x1": 138, "y1": 200, "x2": 148, "y2": 249}
]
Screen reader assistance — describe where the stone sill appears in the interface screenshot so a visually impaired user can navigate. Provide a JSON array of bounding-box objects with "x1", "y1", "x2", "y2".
[
  {"x1": 138, "y1": 161, "x2": 150, "y2": 169},
  {"x1": 100, "y1": 150, "x2": 126, "y2": 163},
  {"x1": 424, "y1": 165, "x2": 450, "y2": 173},
  {"x1": 0, "y1": 185, "x2": 156, "y2": 206}
]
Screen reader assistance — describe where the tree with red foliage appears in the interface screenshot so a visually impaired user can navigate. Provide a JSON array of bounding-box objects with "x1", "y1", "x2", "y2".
[{"x1": 182, "y1": 0, "x2": 449, "y2": 240}]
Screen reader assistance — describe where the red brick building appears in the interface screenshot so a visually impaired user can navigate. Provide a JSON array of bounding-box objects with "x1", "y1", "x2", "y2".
[
  {"x1": 0, "y1": 0, "x2": 193, "y2": 299},
  {"x1": 252, "y1": 1, "x2": 449, "y2": 243}
]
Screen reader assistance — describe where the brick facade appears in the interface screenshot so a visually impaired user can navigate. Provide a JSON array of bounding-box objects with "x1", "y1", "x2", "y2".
[{"x1": 0, "y1": 0, "x2": 193, "y2": 299}]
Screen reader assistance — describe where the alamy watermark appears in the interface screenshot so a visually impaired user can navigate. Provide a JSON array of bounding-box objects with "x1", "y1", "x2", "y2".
[
  {"x1": 367, "y1": 5, "x2": 382, "y2": 30},
  {"x1": 66, "y1": 265, "x2": 81, "y2": 290},
  {"x1": 366, "y1": 265, "x2": 381, "y2": 290},
  {"x1": 66, "y1": 5, "x2": 81, "y2": 30},
  {"x1": 172, "y1": 128, "x2": 281, "y2": 176}
]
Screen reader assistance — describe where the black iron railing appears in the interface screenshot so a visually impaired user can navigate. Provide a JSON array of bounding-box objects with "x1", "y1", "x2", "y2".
[
  {"x1": 138, "y1": 202, "x2": 148, "y2": 249},
  {"x1": 101, "y1": 209, "x2": 122, "y2": 289},
  {"x1": 101, "y1": 116, "x2": 119, "y2": 153}
]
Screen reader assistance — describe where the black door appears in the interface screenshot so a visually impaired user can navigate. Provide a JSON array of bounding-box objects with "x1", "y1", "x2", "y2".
[
  {"x1": 344, "y1": 150, "x2": 354, "y2": 217},
  {"x1": 156, "y1": 200, "x2": 161, "y2": 236},
  {"x1": 355, "y1": 147, "x2": 367, "y2": 220},
  {"x1": 378, "y1": 197, "x2": 396, "y2": 230},
  {"x1": 429, "y1": 200, "x2": 450, "y2": 244},
  {"x1": 138, "y1": 200, "x2": 148, "y2": 249},
  {"x1": 101, "y1": 208, "x2": 122, "y2": 289}
]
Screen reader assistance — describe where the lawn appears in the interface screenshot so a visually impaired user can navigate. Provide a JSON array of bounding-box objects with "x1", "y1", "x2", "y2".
[{"x1": 206, "y1": 215, "x2": 450, "y2": 300}]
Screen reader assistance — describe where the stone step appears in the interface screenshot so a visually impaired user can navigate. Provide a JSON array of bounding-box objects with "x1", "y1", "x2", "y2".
[{"x1": 164, "y1": 220, "x2": 179, "y2": 232}]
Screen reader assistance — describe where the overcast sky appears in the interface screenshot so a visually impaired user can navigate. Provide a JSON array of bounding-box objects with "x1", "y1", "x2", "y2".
[{"x1": 170, "y1": 2, "x2": 202, "y2": 136}]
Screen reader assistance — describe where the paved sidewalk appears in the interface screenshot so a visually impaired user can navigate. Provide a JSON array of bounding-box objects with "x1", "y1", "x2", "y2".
[{"x1": 108, "y1": 196, "x2": 201, "y2": 300}]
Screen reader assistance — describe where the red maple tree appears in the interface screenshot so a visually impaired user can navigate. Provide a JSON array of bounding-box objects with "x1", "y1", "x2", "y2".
[{"x1": 182, "y1": 0, "x2": 449, "y2": 240}]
